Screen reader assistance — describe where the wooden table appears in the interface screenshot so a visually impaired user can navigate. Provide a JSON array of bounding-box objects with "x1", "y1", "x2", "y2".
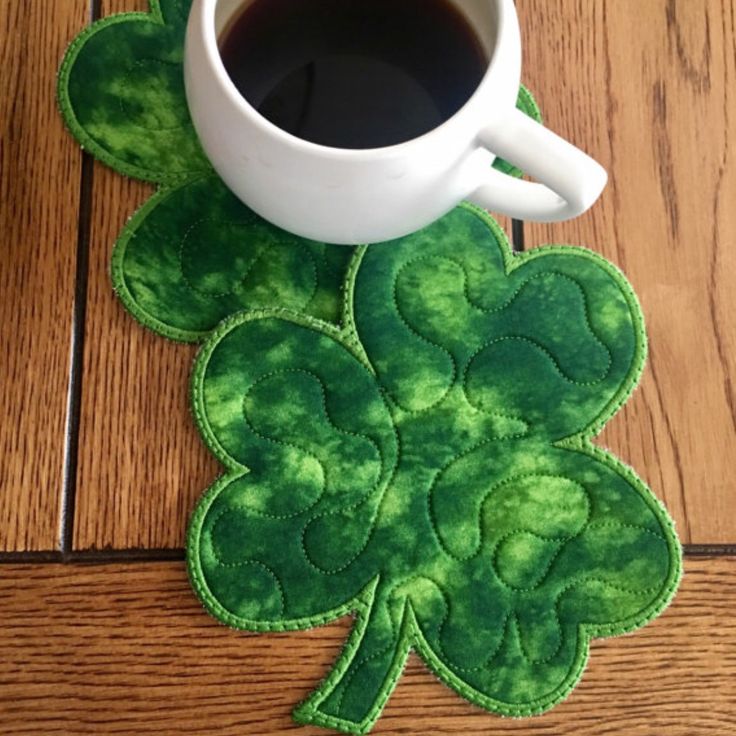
[{"x1": 1, "y1": 1, "x2": 734, "y2": 733}]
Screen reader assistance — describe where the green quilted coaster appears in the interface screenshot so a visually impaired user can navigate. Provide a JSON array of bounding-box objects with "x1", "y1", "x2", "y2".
[
  {"x1": 110, "y1": 173, "x2": 352, "y2": 340},
  {"x1": 58, "y1": 1, "x2": 682, "y2": 733},
  {"x1": 187, "y1": 206, "x2": 681, "y2": 733},
  {"x1": 58, "y1": 0, "x2": 543, "y2": 343}
]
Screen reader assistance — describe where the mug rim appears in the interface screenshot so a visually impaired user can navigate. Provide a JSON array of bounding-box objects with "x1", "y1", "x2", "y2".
[{"x1": 194, "y1": 0, "x2": 517, "y2": 160}]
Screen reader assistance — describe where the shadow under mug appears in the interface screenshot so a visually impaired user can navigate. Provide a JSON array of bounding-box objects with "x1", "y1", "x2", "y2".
[{"x1": 184, "y1": 0, "x2": 607, "y2": 245}]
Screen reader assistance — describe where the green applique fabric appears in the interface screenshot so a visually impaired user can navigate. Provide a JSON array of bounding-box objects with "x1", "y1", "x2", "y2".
[
  {"x1": 59, "y1": 0, "x2": 206, "y2": 183},
  {"x1": 58, "y1": 1, "x2": 681, "y2": 734},
  {"x1": 187, "y1": 206, "x2": 680, "y2": 733},
  {"x1": 111, "y1": 174, "x2": 352, "y2": 340},
  {"x1": 59, "y1": 0, "x2": 543, "y2": 342}
]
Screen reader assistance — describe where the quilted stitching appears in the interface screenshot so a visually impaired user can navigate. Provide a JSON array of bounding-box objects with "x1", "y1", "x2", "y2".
[
  {"x1": 110, "y1": 175, "x2": 352, "y2": 340},
  {"x1": 58, "y1": 0, "x2": 543, "y2": 344},
  {"x1": 187, "y1": 207, "x2": 681, "y2": 734},
  {"x1": 57, "y1": 2, "x2": 682, "y2": 733}
]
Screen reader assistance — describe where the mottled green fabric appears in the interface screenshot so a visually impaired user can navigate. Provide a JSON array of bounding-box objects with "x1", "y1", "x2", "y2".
[
  {"x1": 58, "y1": 0, "x2": 541, "y2": 186},
  {"x1": 188, "y1": 205, "x2": 681, "y2": 734},
  {"x1": 111, "y1": 174, "x2": 352, "y2": 340},
  {"x1": 58, "y1": 2, "x2": 681, "y2": 733},
  {"x1": 59, "y1": 0, "x2": 208, "y2": 183},
  {"x1": 59, "y1": 0, "x2": 543, "y2": 342}
]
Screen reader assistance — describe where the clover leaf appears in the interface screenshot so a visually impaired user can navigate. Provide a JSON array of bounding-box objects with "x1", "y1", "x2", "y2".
[
  {"x1": 112, "y1": 174, "x2": 352, "y2": 340},
  {"x1": 188, "y1": 205, "x2": 681, "y2": 734},
  {"x1": 58, "y1": 0, "x2": 541, "y2": 185},
  {"x1": 59, "y1": 0, "x2": 208, "y2": 182}
]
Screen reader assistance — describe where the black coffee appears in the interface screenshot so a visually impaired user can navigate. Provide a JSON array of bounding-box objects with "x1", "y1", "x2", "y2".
[{"x1": 219, "y1": 0, "x2": 488, "y2": 149}]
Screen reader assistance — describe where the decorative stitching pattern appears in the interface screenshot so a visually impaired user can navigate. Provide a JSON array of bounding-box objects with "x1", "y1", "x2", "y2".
[
  {"x1": 178, "y1": 218, "x2": 320, "y2": 303},
  {"x1": 466, "y1": 335, "x2": 611, "y2": 388},
  {"x1": 391, "y1": 576, "x2": 511, "y2": 674},
  {"x1": 108, "y1": 175, "x2": 349, "y2": 343},
  {"x1": 186, "y1": 207, "x2": 681, "y2": 734},
  {"x1": 387, "y1": 260, "x2": 457, "y2": 413},
  {"x1": 57, "y1": 5, "x2": 209, "y2": 183},
  {"x1": 178, "y1": 219, "x2": 265, "y2": 299},
  {"x1": 205, "y1": 552, "x2": 287, "y2": 618},
  {"x1": 57, "y1": 2, "x2": 682, "y2": 733}
]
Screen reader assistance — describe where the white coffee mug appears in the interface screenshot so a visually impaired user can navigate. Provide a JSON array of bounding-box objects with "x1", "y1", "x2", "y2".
[{"x1": 185, "y1": 0, "x2": 607, "y2": 244}]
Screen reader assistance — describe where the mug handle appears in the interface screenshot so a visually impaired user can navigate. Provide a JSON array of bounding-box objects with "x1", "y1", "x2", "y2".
[{"x1": 468, "y1": 107, "x2": 608, "y2": 221}]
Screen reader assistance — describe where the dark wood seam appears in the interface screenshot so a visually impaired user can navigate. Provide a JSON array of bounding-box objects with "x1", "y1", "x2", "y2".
[
  {"x1": 58, "y1": 0, "x2": 102, "y2": 556},
  {"x1": 0, "y1": 546, "x2": 732, "y2": 565},
  {"x1": 512, "y1": 219, "x2": 525, "y2": 252}
]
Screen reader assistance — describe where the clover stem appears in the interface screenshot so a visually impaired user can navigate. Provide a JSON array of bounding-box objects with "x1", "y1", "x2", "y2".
[{"x1": 293, "y1": 579, "x2": 411, "y2": 735}]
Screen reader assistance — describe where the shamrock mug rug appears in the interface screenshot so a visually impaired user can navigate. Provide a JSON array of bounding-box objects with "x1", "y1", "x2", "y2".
[
  {"x1": 58, "y1": 1, "x2": 682, "y2": 734},
  {"x1": 58, "y1": 0, "x2": 540, "y2": 343}
]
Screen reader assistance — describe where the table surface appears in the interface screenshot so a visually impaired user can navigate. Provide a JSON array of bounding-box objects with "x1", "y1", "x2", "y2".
[{"x1": 1, "y1": 0, "x2": 734, "y2": 733}]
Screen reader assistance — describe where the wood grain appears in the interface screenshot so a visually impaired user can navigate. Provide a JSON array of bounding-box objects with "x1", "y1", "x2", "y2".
[
  {"x1": 72, "y1": 162, "x2": 220, "y2": 551},
  {"x1": 517, "y1": 0, "x2": 736, "y2": 543},
  {"x1": 0, "y1": 557, "x2": 731, "y2": 734},
  {"x1": 72, "y1": 0, "x2": 220, "y2": 550},
  {"x1": 0, "y1": 0, "x2": 89, "y2": 550}
]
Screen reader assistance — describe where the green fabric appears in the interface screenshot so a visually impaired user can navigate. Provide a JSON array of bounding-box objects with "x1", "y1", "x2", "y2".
[
  {"x1": 111, "y1": 174, "x2": 352, "y2": 340},
  {"x1": 188, "y1": 206, "x2": 681, "y2": 734},
  {"x1": 58, "y1": 0, "x2": 207, "y2": 183},
  {"x1": 58, "y1": 0, "x2": 541, "y2": 186},
  {"x1": 59, "y1": 0, "x2": 543, "y2": 343},
  {"x1": 58, "y1": 2, "x2": 681, "y2": 734}
]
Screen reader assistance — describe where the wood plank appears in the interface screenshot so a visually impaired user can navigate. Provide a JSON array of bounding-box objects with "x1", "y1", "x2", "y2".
[
  {"x1": 517, "y1": 0, "x2": 736, "y2": 543},
  {"x1": 74, "y1": 166, "x2": 219, "y2": 549},
  {"x1": 0, "y1": 557, "x2": 732, "y2": 734},
  {"x1": 73, "y1": 161, "x2": 220, "y2": 550},
  {"x1": 72, "y1": 0, "x2": 220, "y2": 550},
  {"x1": 0, "y1": 0, "x2": 89, "y2": 550}
]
